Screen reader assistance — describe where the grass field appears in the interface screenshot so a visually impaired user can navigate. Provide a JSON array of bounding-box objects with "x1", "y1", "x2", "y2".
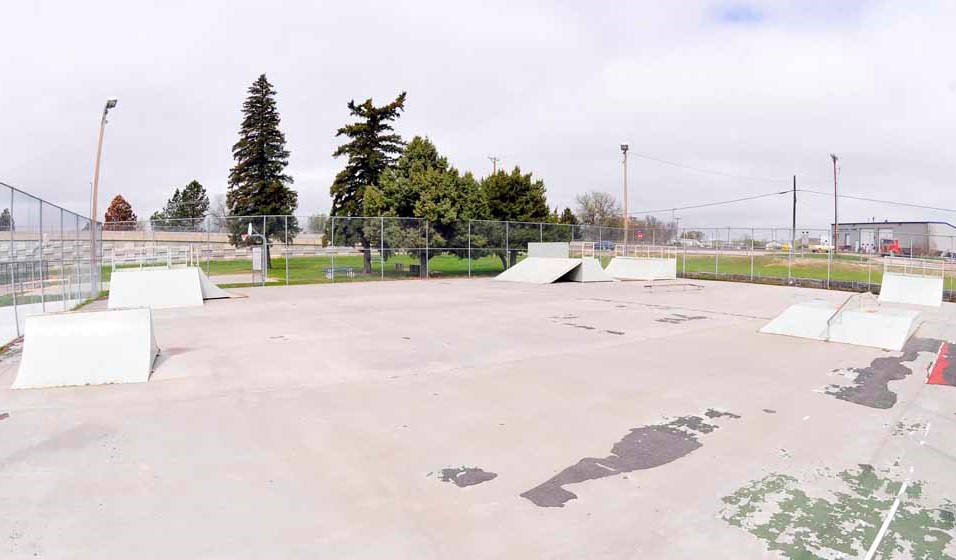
[{"x1": 97, "y1": 251, "x2": 956, "y2": 291}]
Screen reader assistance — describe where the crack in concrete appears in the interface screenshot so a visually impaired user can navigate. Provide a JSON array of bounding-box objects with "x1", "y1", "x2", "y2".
[{"x1": 520, "y1": 411, "x2": 739, "y2": 507}]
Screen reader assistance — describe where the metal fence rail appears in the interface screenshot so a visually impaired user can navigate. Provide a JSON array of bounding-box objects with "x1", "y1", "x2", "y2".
[{"x1": 98, "y1": 216, "x2": 956, "y2": 299}]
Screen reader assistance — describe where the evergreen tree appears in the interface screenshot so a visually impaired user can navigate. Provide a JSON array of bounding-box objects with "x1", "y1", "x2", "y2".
[
  {"x1": 559, "y1": 207, "x2": 578, "y2": 225},
  {"x1": 227, "y1": 74, "x2": 299, "y2": 266},
  {"x1": 0, "y1": 208, "x2": 12, "y2": 231},
  {"x1": 480, "y1": 167, "x2": 551, "y2": 267},
  {"x1": 104, "y1": 195, "x2": 137, "y2": 231},
  {"x1": 152, "y1": 180, "x2": 209, "y2": 231},
  {"x1": 330, "y1": 92, "x2": 406, "y2": 273},
  {"x1": 373, "y1": 136, "x2": 484, "y2": 275}
]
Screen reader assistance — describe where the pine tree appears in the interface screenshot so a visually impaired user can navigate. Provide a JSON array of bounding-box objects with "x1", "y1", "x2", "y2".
[
  {"x1": 330, "y1": 92, "x2": 406, "y2": 273},
  {"x1": 559, "y1": 207, "x2": 578, "y2": 225},
  {"x1": 152, "y1": 180, "x2": 210, "y2": 231},
  {"x1": 104, "y1": 195, "x2": 137, "y2": 231},
  {"x1": 374, "y1": 136, "x2": 484, "y2": 274},
  {"x1": 227, "y1": 74, "x2": 299, "y2": 266},
  {"x1": 480, "y1": 167, "x2": 551, "y2": 267}
]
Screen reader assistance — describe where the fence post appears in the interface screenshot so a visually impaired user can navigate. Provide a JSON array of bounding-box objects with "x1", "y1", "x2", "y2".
[
  {"x1": 9, "y1": 188, "x2": 18, "y2": 338},
  {"x1": 205, "y1": 216, "x2": 211, "y2": 276},
  {"x1": 380, "y1": 216, "x2": 385, "y2": 281},
  {"x1": 59, "y1": 208, "x2": 66, "y2": 310},
  {"x1": 714, "y1": 228, "x2": 719, "y2": 277},
  {"x1": 505, "y1": 221, "x2": 510, "y2": 268},
  {"x1": 262, "y1": 216, "x2": 267, "y2": 286},
  {"x1": 468, "y1": 220, "x2": 472, "y2": 278},
  {"x1": 39, "y1": 202, "x2": 45, "y2": 312},
  {"x1": 539, "y1": 222, "x2": 543, "y2": 242},
  {"x1": 750, "y1": 228, "x2": 755, "y2": 281},
  {"x1": 425, "y1": 219, "x2": 429, "y2": 278},
  {"x1": 330, "y1": 217, "x2": 335, "y2": 283},
  {"x1": 286, "y1": 216, "x2": 290, "y2": 285}
]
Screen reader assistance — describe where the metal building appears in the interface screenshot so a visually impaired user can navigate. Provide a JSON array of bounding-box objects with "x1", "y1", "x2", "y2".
[{"x1": 835, "y1": 221, "x2": 956, "y2": 256}]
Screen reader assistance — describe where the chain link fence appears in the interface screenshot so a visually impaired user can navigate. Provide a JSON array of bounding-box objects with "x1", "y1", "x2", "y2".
[
  {"x1": 99, "y1": 215, "x2": 956, "y2": 300},
  {"x1": 0, "y1": 181, "x2": 100, "y2": 343}
]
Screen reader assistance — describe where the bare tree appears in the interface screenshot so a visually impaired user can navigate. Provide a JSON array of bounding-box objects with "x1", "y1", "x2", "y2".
[
  {"x1": 209, "y1": 194, "x2": 228, "y2": 230},
  {"x1": 574, "y1": 191, "x2": 622, "y2": 226}
]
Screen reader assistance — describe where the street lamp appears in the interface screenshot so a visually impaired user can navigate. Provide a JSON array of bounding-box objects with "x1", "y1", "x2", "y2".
[
  {"x1": 620, "y1": 143, "x2": 629, "y2": 247},
  {"x1": 90, "y1": 97, "x2": 118, "y2": 285}
]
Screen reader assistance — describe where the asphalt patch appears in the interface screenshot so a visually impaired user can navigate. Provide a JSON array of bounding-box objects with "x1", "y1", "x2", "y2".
[
  {"x1": 439, "y1": 467, "x2": 497, "y2": 487},
  {"x1": 0, "y1": 412, "x2": 8, "y2": 422},
  {"x1": 826, "y1": 337, "x2": 943, "y2": 409},
  {"x1": 520, "y1": 411, "x2": 740, "y2": 507}
]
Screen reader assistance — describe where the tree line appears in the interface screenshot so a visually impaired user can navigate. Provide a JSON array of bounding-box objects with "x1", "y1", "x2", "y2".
[{"x1": 101, "y1": 74, "x2": 676, "y2": 269}]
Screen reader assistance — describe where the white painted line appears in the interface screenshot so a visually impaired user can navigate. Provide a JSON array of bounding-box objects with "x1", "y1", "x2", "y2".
[
  {"x1": 864, "y1": 478, "x2": 910, "y2": 560},
  {"x1": 802, "y1": 416, "x2": 810, "y2": 421}
]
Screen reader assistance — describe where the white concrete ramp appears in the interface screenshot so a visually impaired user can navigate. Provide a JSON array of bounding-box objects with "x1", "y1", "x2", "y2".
[
  {"x1": 109, "y1": 267, "x2": 232, "y2": 309},
  {"x1": 879, "y1": 272, "x2": 943, "y2": 307},
  {"x1": 494, "y1": 257, "x2": 583, "y2": 284},
  {"x1": 605, "y1": 257, "x2": 678, "y2": 280},
  {"x1": 566, "y1": 257, "x2": 614, "y2": 283},
  {"x1": 197, "y1": 267, "x2": 232, "y2": 300},
  {"x1": 12, "y1": 308, "x2": 160, "y2": 389},
  {"x1": 759, "y1": 298, "x2": 920, "y2": 351}
]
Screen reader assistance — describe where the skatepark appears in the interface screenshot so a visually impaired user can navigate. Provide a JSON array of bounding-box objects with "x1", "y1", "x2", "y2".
[{"x1": 1, "y1": 254, "x2": 955, "y2": 558}]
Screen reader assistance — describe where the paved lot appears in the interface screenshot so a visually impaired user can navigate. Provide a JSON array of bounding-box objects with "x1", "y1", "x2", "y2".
[{"x1": 1, "y1": 278, "x2": 954, "y2": 558}]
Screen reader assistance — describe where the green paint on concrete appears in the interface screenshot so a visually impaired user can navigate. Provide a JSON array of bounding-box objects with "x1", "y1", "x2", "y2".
[{"x1": 721, "y1": 465, "x2": 956, "y2": 559}]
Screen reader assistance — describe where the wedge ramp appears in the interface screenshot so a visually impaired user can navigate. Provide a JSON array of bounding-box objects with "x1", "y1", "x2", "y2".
[
  {"x1": 494, "y1": 257, "x2": 583, "y2": 284},
  {"x1": 12, "y1": 308, "x2": 160, "y2": 389},
  {"x1": 109, "y1": 267, "x2": 232, "y2": 309}
]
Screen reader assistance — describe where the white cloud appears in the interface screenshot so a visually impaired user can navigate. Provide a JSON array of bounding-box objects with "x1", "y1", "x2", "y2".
[{"x1": 1, "y1": 0, "x2": 953, "y2": 228}]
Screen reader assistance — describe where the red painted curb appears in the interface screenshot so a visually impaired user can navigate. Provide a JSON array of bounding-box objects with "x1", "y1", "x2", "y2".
[{"x1": 927, "y1": 342, "x2": 953, "y2": 386}]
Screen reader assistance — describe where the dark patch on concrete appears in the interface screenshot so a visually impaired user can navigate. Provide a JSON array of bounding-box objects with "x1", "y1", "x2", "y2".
[
  {"x1": 0, "y1": 412, "x2": 8, "y2": 421},
  {"x1": 762, "y1": 409, "x2": 777, "y2": 414},
  {"x1": 1, "y1": 424, "x2": 113, "y2": 467},
  {"x1": 563, "y1": 322, "x2": 596, "y2": 331},
  {"x1": 721, "y1": 464, "x2": 956, "y2": 558},
  {"x1": 402, "y1": 336, "x2": 411, "y2": 340},
  {"x1": 826, "y1": 337, "x2": 943, "y2": 409},
  {"x1": 520, "y1": 412, "x2": 739, "y2": 507},
  {"x1": 892, "y1": 421, "x2": 923, "y2": 436},
  {"x1": 605, "y1": 330, "x2": 625, "y2": 335},
  {"x1": 705, "y1": 408, "x2": 741, "y2": 420},
  {"x1": 549, "y1": 314, "x2": 579, "y2": 320},
  {"x1": 656, "y1": 313, "x2": 707, "y2": 324},
  {"x1": 439, "y1": 467, "x2": 497, "y2": 487},
  {"x1": 161, "y1": 347, "x2": 192, "y2": 356}
]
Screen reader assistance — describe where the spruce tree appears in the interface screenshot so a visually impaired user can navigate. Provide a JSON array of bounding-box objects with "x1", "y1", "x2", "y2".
[
  {"x1": 227, "y1": 74, "x2": 299, "y2": 265},
  {"x1": 330, "y1": 92, "x2": 406, "y2": 273},
  {"x1": 152, "y1": 180, "x2": 209, "y2": 231}
]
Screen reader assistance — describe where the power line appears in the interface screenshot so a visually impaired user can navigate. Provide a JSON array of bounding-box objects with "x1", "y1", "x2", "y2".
[
  {"x1": 798, "y1": 189, "x2": 956, "y2": 214},
  {"x1": 627, "y1": 151, "x2": 788, "y2": 184},
  {"x1": 629, "y1": 190, "x2": 791, "y2": 215}
]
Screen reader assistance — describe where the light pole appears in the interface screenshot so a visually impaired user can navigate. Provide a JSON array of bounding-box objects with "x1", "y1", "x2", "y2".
[
  {"x1": 621, "y1": 143, "x2": 629, "y2": 247},
  {"x1": 90, "y1": 97, "x2": 118, "y2": 285},
  {"x1": 487, "y1": 156, "x2": 500, "y2": 175},
  {"x1": 830, "y1": 153, "x2": 839, "y2": 253}
]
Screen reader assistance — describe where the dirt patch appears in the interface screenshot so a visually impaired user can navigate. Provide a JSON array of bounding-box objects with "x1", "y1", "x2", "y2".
[
  {"x1": 826, "y1": 337, "x2": 942, "y2": 409},
  {"x1": 520, "y1": 411, "x2": 740, "y2": 507},
  {"x1": 439, "y1": 467, "x2": 497, "y2": 488}
]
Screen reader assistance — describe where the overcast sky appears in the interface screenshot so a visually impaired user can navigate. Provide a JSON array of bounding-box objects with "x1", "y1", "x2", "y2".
[{"x1": 2, "y1": 0, "x2": 954, "y2": 231}]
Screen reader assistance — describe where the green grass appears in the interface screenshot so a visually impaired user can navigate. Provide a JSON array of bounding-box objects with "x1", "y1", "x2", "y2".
[
  {"x1": 96, "y1": 251, "x2": 956, "y2": 292},
  {"x1": 102, "y1": 253, "x2": 507, "y2": 285}
]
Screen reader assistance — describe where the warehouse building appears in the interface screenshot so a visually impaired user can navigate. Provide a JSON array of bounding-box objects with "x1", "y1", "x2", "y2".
[{"x1": 835, "y1": 221, "x2": 956, "y2": 256}]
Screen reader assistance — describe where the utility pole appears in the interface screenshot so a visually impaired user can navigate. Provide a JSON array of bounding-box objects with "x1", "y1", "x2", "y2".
[
  {"x1": 830, "y1": 154, "x2": 839, "y2": 253},
  {"x1": 487, "y1": 156, "x2": 500, "y2": 175},
  {"x1": 90, "y1": 97, "x2": 118, "y2": 284},
  {"x1": 791, "y1": 175, "x2": 797, "y2": 254},
  {"x1": 621, "y1": 143, "x2": 629, "y2": 246}
]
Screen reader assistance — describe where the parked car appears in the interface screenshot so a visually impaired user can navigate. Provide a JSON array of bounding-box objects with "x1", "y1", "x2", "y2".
[{"x1": 595, "y1": 240, "x2": 616, "y2": 251}]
